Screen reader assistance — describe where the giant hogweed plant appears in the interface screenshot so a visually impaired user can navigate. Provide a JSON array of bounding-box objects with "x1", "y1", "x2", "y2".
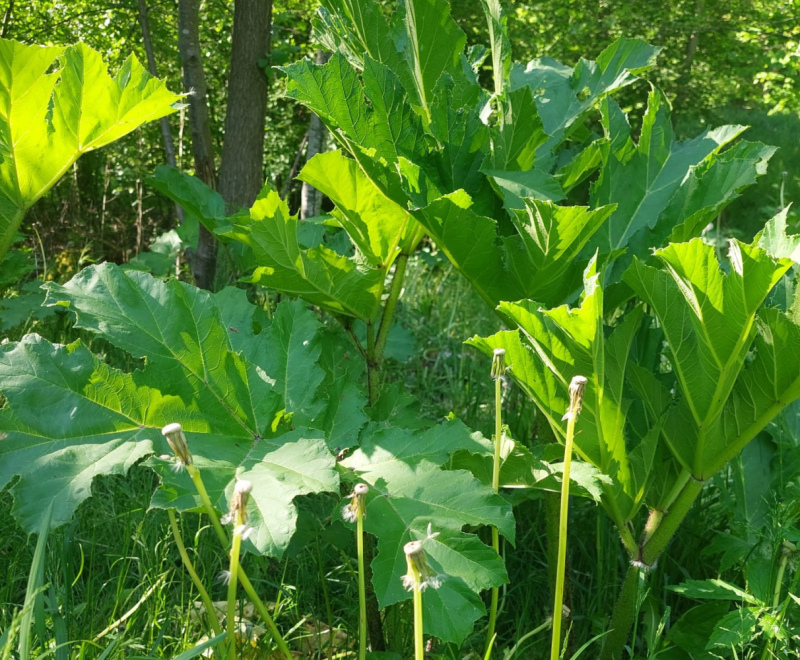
[
  {"x1": 4, "y1": 1, "x2": 798, "y2": 657},
  {"x1": 0, "y1": 36, "x2": 526, "y2": 655},
  {"x1": 260, "y1": 0, "x2": 794, "y2": 654}
]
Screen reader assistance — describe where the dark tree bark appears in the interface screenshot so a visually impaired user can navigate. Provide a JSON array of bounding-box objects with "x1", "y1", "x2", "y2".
[
  {"x1": 137, "y1": 0, "x2": 184, "y2": 226},
  {"x1": 217, "y1": 0, "x2": 273, "y2": 210},
  {"x1": 1, "y1": 0, "x2": 13, "y2": 37},
  {"x1": 178, "y1": 0, "x2": 217, "y2": 289},
  {"x1": 300, "y1": 50, "x2": 330, "y2": 219}
]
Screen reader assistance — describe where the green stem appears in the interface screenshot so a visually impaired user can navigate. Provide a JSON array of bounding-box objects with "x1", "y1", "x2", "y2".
[
  {"x1": 167, "y1": 510, "x2": 222, "y2": 639},
  {"x1": 413, "y1": 586, "x2": 424, "y2": 660},
  {"x1": 374, "y1": 254, "x2": 408, "y2": 366},
  {"x1": 366, "y1": 320, "x2": 379, "y2": 406},
  {"x1": 602, "y1": 477, "x2": 705, "y2": 660},
  {"x1": 486, "y1": 370, "x2": 503, "y2": 656},
  {"x1": 641, "y1": 478, "x2": 704, "y2": 566},
  {"x1": 550, "y1": 411, "x2": 577, "y2": 660},
  {"x1": 772, "y1": 552, "x2": 789, "y2": 609},
  {"x1": 187, "y1": 465, "x2": 293, "y2": 660},
  {"x1": 226, "y1": 510, "x2": 244, "y2": 660},
  {"x1": 599, "y1": 565, "x2": 640, "y2": 660},
  {"x1": 360, "y1": 257, "x2": 411, "y2": 652},
  {"x1": 0, "y1": 207, "x2": 25, "y2": 263},
  {"x1": 357, "y1": 509, "x2": 367, "y2": 660}
]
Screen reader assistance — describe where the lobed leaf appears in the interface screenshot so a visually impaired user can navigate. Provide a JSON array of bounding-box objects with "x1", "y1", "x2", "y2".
[
  {"x1": 341, "y1": 420, "x2": 514, "y2": 643},
  {"x1": 0, "y1": 41, "x2": 180, "y2": 260}
]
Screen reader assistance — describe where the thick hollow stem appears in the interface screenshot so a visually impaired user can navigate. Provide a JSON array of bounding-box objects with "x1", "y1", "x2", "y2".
[
  {"x1": 357, "y1": 510, "x2": 367, "y2": 660},
  {"x1": 226, "y1": 511, "x2": 244, "y2": 660},
  {"x1": 550, "y1": 412, "x2": 576, "y2": 660},
  {"x1": 188, "y1": 466, "x2": 293, "y2": 659},
  {"x1": 602, "y1": 478, "x2": 704, "y2": 659},
  {"x1": 641, "y1": 478, "x2": 703, "y2": 566},
  {"x1": 167, "y1": 510, "x2": 222, "y2": 639},
  {"x1": 599, "y1": 564, "x2": 640, "y2": 660}
]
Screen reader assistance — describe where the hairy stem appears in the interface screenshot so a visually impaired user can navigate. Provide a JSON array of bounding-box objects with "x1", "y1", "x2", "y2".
[
  {"x1": 600, "y1": 565, "x2": 640, "y2": 660},
  {"x1": 167, "y1": 510, "x2": 222, "y2": 640},
  {"x1": 550, "y1": 410, "x2": 577, "y2": 660}
]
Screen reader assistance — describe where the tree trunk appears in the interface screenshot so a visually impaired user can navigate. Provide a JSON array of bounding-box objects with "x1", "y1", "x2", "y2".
[
  {"x1": 137, "y1": 0, "x2": 184, "y2": 225},
  {"x1": 673, "y1": 1, "x2": 703, "y2": 115},
  {"x1": 178, "y1": 0, "x2": 217, "y2": 289},
  {"x1": 217, "y1": 0, "x2": 273, "y2": 210},
  {"x1": 300, "y1": 50, "x2": 330, "y2": 219}
]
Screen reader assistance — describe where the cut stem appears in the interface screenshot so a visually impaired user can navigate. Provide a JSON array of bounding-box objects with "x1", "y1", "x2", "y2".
[
  {"x1": 187, "y1": 464, "x2": 293, "y2": 660},
  {"x1": 486, "y1": 348, "x2": 505, "y2": 656},
  {"x1": 413, "y1": 583, "x2": 424, "y2": 660},
  {"x1": 167, "y1": 509, "x2": 222, "y2": 639},
  {"x1": 357, "y1": 497, "x2": 368, "y2": 660},
  {"x1": 550, "y1": 375, "x2": 586, "y2": 660},
  {"x1": 550, "y1": 408, "x2": 576, "y2": 660},
  {"x1": 226, "y1": 509, "x2": 244, "y2": 660}
]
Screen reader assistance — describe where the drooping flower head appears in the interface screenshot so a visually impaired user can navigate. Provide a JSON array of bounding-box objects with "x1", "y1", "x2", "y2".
[
  {"x1": 221, "y1": 479, "x2": 254, "y2": 540},
  {"x1": 402, "y1": 524, "x2": 442, "y2": 592},
  {"x1": 161, "y1": 422, "x2": 193, "y2": 468},
  {"x1": 562, "y1": 375, "x2": 588, "y2": 421},
  {"x1": 343, "y1": 483, "x2": 369, "y2": 523}
]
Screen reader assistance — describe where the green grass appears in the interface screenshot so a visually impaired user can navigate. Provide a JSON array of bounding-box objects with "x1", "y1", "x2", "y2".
[{"x1": 2, "y1": 248, "x2": 800, "y2": 659}]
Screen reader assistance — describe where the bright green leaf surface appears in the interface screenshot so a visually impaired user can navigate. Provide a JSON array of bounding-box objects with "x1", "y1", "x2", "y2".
[
  {"x1": 299, "y1": 151, "x2": 418, "y2": 267},
  {"x1": 587, "y1": 90, "x2": 751, "y2": 265},
  {"x1": 148, "y1": 428, "x2": 338, "y2": 558},
  {"x1": 220, "y1": 187, "x2": 384, "y2": 321},
  {"x1": 0, "y1": 40, "x2": 180, "y2": 260},
  {"x1": 667, "y1": 579, "x2": 759, "y2": 605},
  {"x1": 624, "y1": 239, "x2": 793, "y2": 473}
]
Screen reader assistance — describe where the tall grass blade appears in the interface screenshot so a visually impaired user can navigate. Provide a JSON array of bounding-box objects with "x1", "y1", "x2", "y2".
[{"x1": 19, "y1": 500, "x2": 53, "y2": 660}]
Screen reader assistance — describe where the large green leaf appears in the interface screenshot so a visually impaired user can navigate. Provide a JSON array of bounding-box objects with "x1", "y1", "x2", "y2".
[
  {"x1": 0, "y1": 40, "x2": 180, "y2": 260},
  {"x1": 341, "y1": 420, "x2": 513, "y2": 644},
  {"x1": 0, "y1": 265, "x2": 348, "y2": 554},
  {"x1": 219, "y1": 187, "x2": 385, "y2": 321},
  {"x1": 414, "y1": 191, "x2": 614, "y2": 308},
  {"x1": 586, "y1": 90, "x2": 773, "y2": 277},
  {"x1": 509, "y1": 37, "x2": 659, "y2": 160},
  {"x1": 43, "y1": 264, "x2": 281, "y2": 437},
  {"x1": 479, "y1": 0, "x2": 510, "y2": 98},
  {"x1": 624, "y1": 239, "x2": 793, "y2": 474},
  {"x1": 398, "y1": 0, "x2": 466, "y2": 119},
  {"x1": 298, "y1": 151, "x2": 420, "y2": 266},
  {"x1": 148, "y1": 428, "x2": 338, "y2": 558},
  {"x1": 0, "y1": 336, "x2": 161, "y2": 532},
  {"x1": 467, "y1": 260, "x2": 653, "y2": 524}
]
